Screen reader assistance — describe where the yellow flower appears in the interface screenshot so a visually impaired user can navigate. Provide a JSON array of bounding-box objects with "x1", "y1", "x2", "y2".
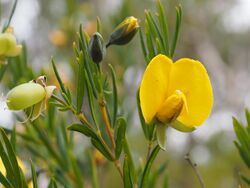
[{"x1": 139, "y1": 54, "x2": 213, "y2": 129}]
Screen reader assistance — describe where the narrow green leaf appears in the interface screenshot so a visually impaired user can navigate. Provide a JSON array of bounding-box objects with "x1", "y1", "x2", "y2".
[
  {"x1": 234, "y1": 141, "x2": 250, "y2": 168},
  {"x1": 48, "y1": 179, "x2": 58, "y2": 188},
  {"x1": 233, "y1": 118, "x2": 250, "y2": 154},
  {"x1": 96, "y1": 16, "x2": 101, "y2": 33},
  {"x1": 0, "y1": 129, "x2": 22, "y2": 187},
  {"x1": 109, "y1": 64, "x2": 118, "y2": 127},
  {"x1": 76, "y1": 52, "x2": 85, "y2": 114},
  {"x1": 0, "y1": 64, "x2": 9, "y2": 82},
  {"x1": 156, "y1": 124, "x2": 167, "y2": 151},
  {"x1": 146, "y1": 11, "x2": 165, "y2": 53},
  {"x1": 140, "y1": 145, "x2": 161, "y2": 188},
  {"x1": 56, "y1": 126, "x2": 69, "y2": 170},
  {"x1": 241, "y1": 174, "x2": 250, "y2": 185},
  {"x1": 69, "y1": 152, "x2": 84, "y2": 187},
  {"x1": 10, "y1": 126, "x2": 16, "y2": 153},
  {"x1": 91, "y1": 138, "x2": 114, "y2": 161},
  {"x1": 0, "y1": 150, "x2": 15, "y2": 184},
  {"x1": 245, "y1": 109, "x2": 250, "y2": 133},
  {"x1": 88, "y1": 150, "x2": 99, "y2": 188},
  {"x1": 148, "y1": 162, "x2": 168, "y2": 188},
  {"x1": 84, "y1": 69, "x2": 100, "y2": 128},
  {"x1": 20, "y1": 169, "x2": 29, "y2": 188},
  {"x1": 157, "y1": 0, "x2": 169, "y2": 55},
  {"x1": 0, "y1": 171, "x2": 13, "y2": 188},
  {"x1": 30, "y1": 160, "x2": 38, "y2": 188},
  {"x1": 68, "y1": 123, "x2": 97, "y2": 139},
  {"x1": 115, "y1": 117, "x2": 126, "y2": 159},
  {"x1": 145, "y1": 20, "x2": 155, "y2": 60},
  {"x1": 32, "y1": 125, "x2": 64, "y2": 168},
  {"x1": 51, "y1": 58, "x2": 66, "y2": 93},
  {"x1": 139, "y1": 28, "x2": 148, "y2": 62},
  {"x1": 124, "y1": 137, "x2": 137, "y2": 184},
  {"x1": 123, "y1": 155, "x2": 133, "y2": 188},
  {"x1": 170, "y1": 5, "x2": 182, "y2": 58},
  {"x1": 2, "y1": 0, "x2": 18, "y2": 32}
]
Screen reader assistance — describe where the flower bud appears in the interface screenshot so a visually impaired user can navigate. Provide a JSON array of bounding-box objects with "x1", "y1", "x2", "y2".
[
  {"x1": 88, "y1": 32, "x2": 105, "y2": 63},
  {"x1": 107, "y1": 16, "x2": 139, "y2": 47},
  {"x1": 0, "y1": 33, "x2": 22, "y2": 57},
  {"x1": 6, "y1": 83, "x2": 46, "y2": 110}
]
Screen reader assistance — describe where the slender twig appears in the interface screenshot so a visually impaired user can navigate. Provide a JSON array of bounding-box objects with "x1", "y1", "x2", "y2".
[
  {"x1": 51, "y1": 94, "x2": 123, "y2": 177},
  {"x1": 99, "y1": 97, "x2": 116, "y2": 149},
  {"x1": 185, "y1": 153, "x2": 205, "y2": 188}
]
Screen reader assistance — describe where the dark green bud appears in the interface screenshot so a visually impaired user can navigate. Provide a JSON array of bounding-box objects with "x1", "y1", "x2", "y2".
[
  {"x1": 88, "y1": 32, "x2": 105, "y2": 64},
  {"x1": 106, "y1": 16, "x2": 139, "y2": 47}
]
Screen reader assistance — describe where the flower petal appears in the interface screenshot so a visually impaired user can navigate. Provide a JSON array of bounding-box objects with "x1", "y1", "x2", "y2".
[
  {"x1": 168, "y1": 58, "x2": 213, "y2": 127},
  {"x1": 139, "y1": 54, "x2": 173, "y2": 123}
]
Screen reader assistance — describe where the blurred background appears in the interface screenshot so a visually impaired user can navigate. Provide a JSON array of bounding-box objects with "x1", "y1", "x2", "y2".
[{"x1": 0, "y1": 0, "x2": 250, "y2": 187}]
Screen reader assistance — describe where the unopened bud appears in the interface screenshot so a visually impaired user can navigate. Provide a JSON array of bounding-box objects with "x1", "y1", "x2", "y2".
[
  {"x1": 0, "y1": 33, "x2": 22, "y2": 57},
  {"x1": 88, "y1": 32, "x2": 105, "y2": 64},
  {"x1": 107, "y1": 16, "x2": 139, "y2": 47}
]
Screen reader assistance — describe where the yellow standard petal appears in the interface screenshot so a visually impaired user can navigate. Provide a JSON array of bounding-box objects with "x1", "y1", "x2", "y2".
[
  {"x1": 168, "y1": 58, "x2": 213, "y2": 127},
  {"x1": 139, "y1": 54, "x2": 172, "y2": 123}
]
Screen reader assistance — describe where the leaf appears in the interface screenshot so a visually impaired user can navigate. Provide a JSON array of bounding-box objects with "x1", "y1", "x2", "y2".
[
  {"x1": 0, "y1": 129, "x2": 22, "y2": 187},
  {"x1": 91, "y1": 138, "x2": 114, "y2": 161},
  {"x1": 51, "y1": 58, "x2": 66, "y2": 93},
  {"x1": 157, "y1": 0, "x2": 169, "y2": 55},
  {"x1": 156, "y1": 124, "x2": 167, "y2": 151},
  {"x1": 144, "y1": 20, "x2": 155, "y2": 60},
  {"x1": 10, "y1": 126, "x2": 16, "y2": 153},
  {"x1": 145, "y1": 10, "x2": 165, "y2": 54},
  {"x1": 139, "y1": 28, "x2": 148, "y2": 62},
  {"x1": 170, "y1": 120, "x2": 196, "y2": 132},
  {"x1": 88, "y1": 150, "x2": 99, "y2": 188},
  {"x1": 96, "y1": 16, "x2": 101, "y2": 33},
  {"x1": 30, "y1": 160, "x2": 38, "y2": 188},
  {"x1": 0, "y1": 171, "x2": 13, "y2": 188},
  {"x1": 170, "y1": 5, "x2": 182, "y2": 58},
  {"x1": 115, "y1": 117, "x2": 126, "y2": 159},
  {"x1": 109, "y1": 64, "x2": 118, "y2": 127},
  {"x1": 76, "y1": 52, "x2": 85, "y2": 114},
  {"x1": 123, "y1": 155, "x2": 133, "y2": 188},
  {"x1": 48, "y1": 179, "x2": 58, "y2": 188},
  {"x1": 124, "y1": 137, "x2": 137, "y2": 184},
  {"x1": 2, "y1": 0, "x2": 18, "y2": 32},
  {"x1": 69, "y1": 152, "x2": 84, "y2": 187},
  {"x1": 84, "y1": 69, "x2": 100, "y2": 128},
  {"x1": 140, "y1": 145, "x2": 160, "y2": 188},
  {"x1": 241, "y1": 174, "x2": 250, "y2": 185},
  {"x1": 68, "y1": 124, "x2": 97, "y2": 139}
]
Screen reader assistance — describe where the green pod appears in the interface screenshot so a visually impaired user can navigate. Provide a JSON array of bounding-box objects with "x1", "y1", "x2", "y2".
[{"x1": 6, "y1": 83, "x2": 46, "y2": 110}]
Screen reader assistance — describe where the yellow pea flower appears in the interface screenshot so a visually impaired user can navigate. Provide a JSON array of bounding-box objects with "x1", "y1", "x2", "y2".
[{"x1": 139, "y1": 54, "x2": 213, "y2": 129}]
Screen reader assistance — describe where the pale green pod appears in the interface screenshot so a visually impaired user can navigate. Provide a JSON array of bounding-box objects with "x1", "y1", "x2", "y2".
[{"x1": 6, "y1": 83, "x2": 46, "y2": 110}]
